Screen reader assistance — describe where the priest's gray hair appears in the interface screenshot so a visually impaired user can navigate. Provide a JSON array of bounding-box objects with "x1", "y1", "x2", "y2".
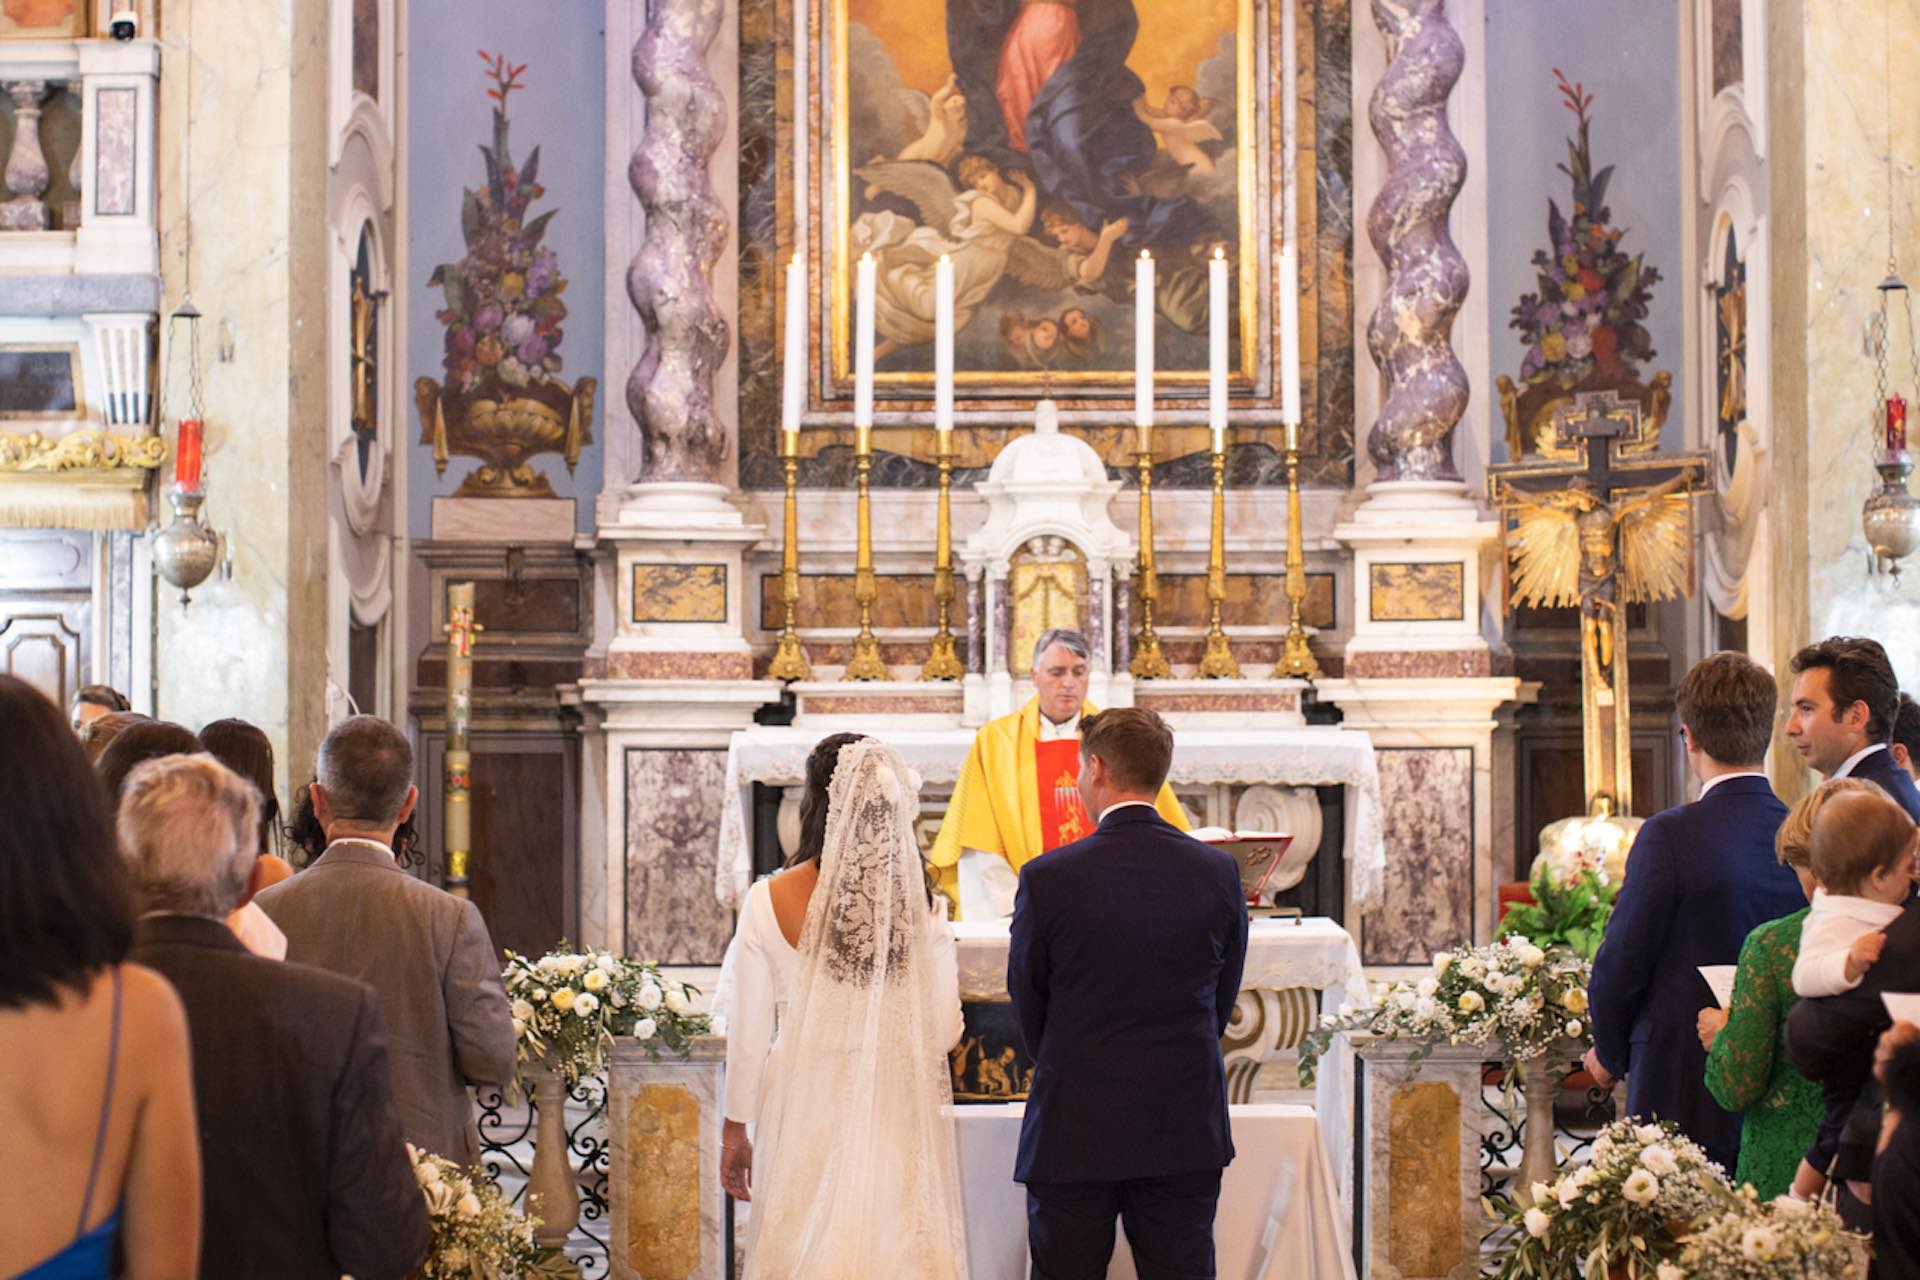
[
  {"x1": 119, "y1": 753, "x2": 260, "y2": 917},
  {"x1": 317, "y1": 714, "x2": 414, "y2": 825},
  {"x1": 1032, "y1": 628, "x2": 1091, "y2": 667}
]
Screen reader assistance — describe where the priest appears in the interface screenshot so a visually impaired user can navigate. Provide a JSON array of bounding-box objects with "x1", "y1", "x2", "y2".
[{"x1": 931, "y1": 628, "x2": 1189, "y2": 918}]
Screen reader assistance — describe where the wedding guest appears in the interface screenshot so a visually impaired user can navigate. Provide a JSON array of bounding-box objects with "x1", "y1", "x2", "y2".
[
  {"x1": 78, "y1": 709, "x2": 147, "y2": 764},
  {"x1": 1872, "y1": 1022, "x2": 1920, "y2": 1277},
  {"x1": 122, "y1": 753, "x2": 429, "y2": 1278},
  {"x1": 1787, "y1": 637, "x2": 1920, "y2": 820},
  {"x1": 1587, "y1": 651, "x2": 1805, "y2": 1174},
  {"x1": 0, "y1": 676, "x2": 200, "y2": 1279},
  {"x1": 1892, "y1": 692, "x2": 1920, "y2": 780},
  {"x1": 256, "y1": 716, "x2": 515, "y2": 1166},
  {"x1": 1010, "y1": 707, "x2": 1248, "y2": 1279},
  {"x1": 69, "y1": 683, "x2": 130, "y2": 734},
  {"x1": 97, "y1": 719, "x2": 202, "y2": 800},
  {"x1": 1698, "y1": 781, "x2": 1865, "y2": 1199},
  {"x1": 199, "y1": 718, "x2": 295, "y2": 959},
  {"x1": 1785, "y1": 786, "x2": 1919, "y2": 1230}
]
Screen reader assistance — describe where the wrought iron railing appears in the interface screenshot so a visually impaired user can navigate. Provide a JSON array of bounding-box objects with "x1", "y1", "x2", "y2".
[
  {"x1": 1477, "y1": 1056, "x2": 1616, "y2": 1272},
  {"x1": 476, "y1": 1078, "x2": 613, "y2": 1277}
]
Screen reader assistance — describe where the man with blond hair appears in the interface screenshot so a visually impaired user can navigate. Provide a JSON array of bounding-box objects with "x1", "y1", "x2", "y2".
[{"x1": 123, "y1": 752, "x2": 427, "y2": 1279}]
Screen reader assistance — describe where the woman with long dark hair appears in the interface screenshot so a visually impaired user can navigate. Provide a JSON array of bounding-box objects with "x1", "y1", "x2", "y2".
[
  {"x1": 199, "y1": 718, "x2": 296, "y2": 958},
  {"x1": 0, "y1": 676, "x2": 201, "y2": 1278}
]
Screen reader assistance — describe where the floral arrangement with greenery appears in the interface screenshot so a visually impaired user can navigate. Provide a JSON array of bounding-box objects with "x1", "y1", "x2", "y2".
[
  {"x1": 502, "y1": 944, "x2": 714, "y2": 1084},
  {"x1": 1487, "y1": 1119, "x2": 1727, "y2": 1280},
  {"x1": 1497, "y1": 835, "x2": 1624, "y2": 961},
  {"x1": 1509, "y1": 69, "x2": 1663, "y2": 391},
  {"x1": 426, "y1": 50, "x2": 572, "y2": 399},
  {"x1": 1297, "y1": 937, "x2": 1592, "y2": 1085},
  {"x1": 1662, "y1": 1184, "x2": 1868, "y2": 1279},
  {"x1": 407, "y1": 1144, "x2": 568, "y2": 1278}
]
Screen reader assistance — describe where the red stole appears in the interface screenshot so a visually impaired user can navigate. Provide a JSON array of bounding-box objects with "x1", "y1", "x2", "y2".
[{"x1": 1034, "y1": 737, "x2": 1091, "y2": 851}]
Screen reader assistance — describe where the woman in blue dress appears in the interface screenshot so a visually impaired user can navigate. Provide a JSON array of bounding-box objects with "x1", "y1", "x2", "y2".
[{"x1": 0, "y1": 676, "x2": 200, "y2": 1278}]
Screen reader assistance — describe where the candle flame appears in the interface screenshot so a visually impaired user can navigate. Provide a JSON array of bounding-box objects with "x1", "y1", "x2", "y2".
[
  {"x1": 861, "y1": 251, "x2": 873, "y2": 263},
  {"x1": 939, "y1": 253, "x2": 951, "y2": 263},
  {"x1": 1213, "y1": 246, "x2": 1225, "y2": 260},
  {"x1": 1139, "y1": 249, "x2": 1152, "y2": 260}
]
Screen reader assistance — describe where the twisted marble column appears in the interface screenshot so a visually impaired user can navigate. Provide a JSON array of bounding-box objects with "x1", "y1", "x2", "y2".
[
  {"x1": 629, "y1": 0, "x2": 731, "y2": 484},
  {"x1": 1365, "y1": 0, "x2": 1468, "y2": 483}
]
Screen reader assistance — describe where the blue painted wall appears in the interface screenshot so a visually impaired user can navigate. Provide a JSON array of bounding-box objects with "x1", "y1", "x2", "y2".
[
  {"x1": 406, "y1": 5, "x2": 605, "y2": 535},
  {"x1": 1484, "y1": 0, "x2": 1684, "y2": 461}
]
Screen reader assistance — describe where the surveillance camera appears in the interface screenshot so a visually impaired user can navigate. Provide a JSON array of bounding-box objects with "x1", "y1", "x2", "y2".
[{"x1": 108, "y1": 8, "x2": 137, "y2": 39}]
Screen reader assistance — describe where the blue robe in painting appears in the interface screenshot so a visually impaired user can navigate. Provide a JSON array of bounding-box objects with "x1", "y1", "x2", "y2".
[{"x1": 944, "y1": 0, "x2": 1214, "y2": 251}]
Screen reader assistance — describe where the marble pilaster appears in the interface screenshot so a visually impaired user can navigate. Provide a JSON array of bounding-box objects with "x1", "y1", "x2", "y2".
[{"x1": 607, "y1": 1036, "x2": 728, "y2": 1280}]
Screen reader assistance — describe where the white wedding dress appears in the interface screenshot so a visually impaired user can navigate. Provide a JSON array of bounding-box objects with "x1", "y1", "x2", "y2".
[{"x1": 726, "y1": 739, "x2": 970, "y2": 1279}]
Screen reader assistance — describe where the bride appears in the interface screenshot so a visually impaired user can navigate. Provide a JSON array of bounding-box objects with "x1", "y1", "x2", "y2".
[{"x1": 720, "y1": 734, "x2": 969, "y2": 1278}]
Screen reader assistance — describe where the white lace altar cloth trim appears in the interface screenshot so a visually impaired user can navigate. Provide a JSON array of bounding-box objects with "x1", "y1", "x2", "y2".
[
  {"x1": 713, "y1": 727, "x2": 1387, "y2": 911},
  {"x1": 950, "y1": 916, "x2": 1367, "y2": 1005}
]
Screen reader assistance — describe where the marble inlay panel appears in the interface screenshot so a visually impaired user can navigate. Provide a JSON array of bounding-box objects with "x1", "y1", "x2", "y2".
[
  {"x1": 93, "y1": 87, "x2": 135, "y2": 216},
  {"x1": 1345, "y1": 648, "x2": 1494, "y2": 679},
  {"x1": 1368, "y1": 562, "x2": 1463, "y2": 622},
  {"x1": 1361, "y1": 747, "x2": 1473, "y2": 964},
  {"x1": 625, "y1": 749, "x2": 734, "y2": 965},
  {"x1": 1135, "y1": 689, "x2": 1302, "y2": 715},
  {"x1": 759, "y1": 572, "x2": 937, "y2": 630},
  {"x1": 1387, "y1": 1080, "x2": 1466, "y2": 1275},
  {"x1": 633, "y1": 564, "x2": 727, "y2": 623},
  {"x1": 606, "y1": 651, "x2": 753, "y2": 681}
]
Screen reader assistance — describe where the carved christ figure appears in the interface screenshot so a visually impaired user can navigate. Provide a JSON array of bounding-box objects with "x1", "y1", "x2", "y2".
[{"x1": 1502, "y1": 472, "x2": 1693, "y2": 695}]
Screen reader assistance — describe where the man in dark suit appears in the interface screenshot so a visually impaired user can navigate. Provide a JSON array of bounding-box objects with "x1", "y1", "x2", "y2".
[
  {"x1": 258, "y1": 715, "x2": 516, "y2": 1167},
  {"x1": 119, "y1": 752, "x2": 428, "y2": 1280},
  {"x1": 1008, "y1": 706, "x2": 1247, "y2": 1280},
  {"x1": 1787, "y1": 636, "x2": 1920, "y2": 821},
  {"x1": 1586, "y1": 651, "x2": 1806, "y2": 1174}
]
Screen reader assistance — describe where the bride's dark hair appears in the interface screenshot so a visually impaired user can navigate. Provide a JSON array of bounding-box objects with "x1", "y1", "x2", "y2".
[{"x1": 785, "y1": 733, "x2": 868, "y2": 869}]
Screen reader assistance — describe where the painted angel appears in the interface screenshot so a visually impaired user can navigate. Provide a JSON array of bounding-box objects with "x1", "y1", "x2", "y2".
[
  {"x1": 852, "y1": 156, "x2": 1092, "y2": 357},
  {"x1": 1133, "y1": 86, "x2": 1224, "y2": 173},
  {"x1": 1500, "y1": 473, "x2": 1694, "y2": 690}
]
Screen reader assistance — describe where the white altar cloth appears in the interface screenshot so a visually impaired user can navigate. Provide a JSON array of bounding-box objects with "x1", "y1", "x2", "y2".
[
  {"x1": 713, "y1": 725, "x2": 1386, "y2": 910},
  {"x1": 953, "y1": 1103, "x2": 1356, "y2": 1280},
  {"x1": 952, "y1": 916, "x2": 1368, "y2": 1005}
]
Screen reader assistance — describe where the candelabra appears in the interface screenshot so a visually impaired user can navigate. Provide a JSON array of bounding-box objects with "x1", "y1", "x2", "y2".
[
  {"x1": 1273, "y1": 421, "x2": 1321, "y2": 677},
  {"x1": 767, "y1": 440, "x2": 813, "y2": 680},
  {"x1": 1130, "y1": 442, "x2": 1171, "y2": 678},
  {"x1": 1196, "y1": 446, "x2": 1240, "y2": 678},
  {"x1": 921, "y1": 435, "x2": 964, "y2": 679},
  {"x1": 844, "y1": 437, "x2": 892, "y2": 681}
]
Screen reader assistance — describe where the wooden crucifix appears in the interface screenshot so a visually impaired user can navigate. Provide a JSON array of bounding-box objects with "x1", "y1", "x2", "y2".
[{"x1": 1487, "y1": 390, "x2": 1710, "y2": 818}]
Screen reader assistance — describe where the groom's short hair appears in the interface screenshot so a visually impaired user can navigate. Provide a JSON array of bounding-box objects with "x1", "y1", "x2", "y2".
[
  {"x1": 1080, "y1": 707, "x2": 1173, "y2": 793},
  {"x1": 1675, "y1": 650, "x2": 1776, "y2": 767}
]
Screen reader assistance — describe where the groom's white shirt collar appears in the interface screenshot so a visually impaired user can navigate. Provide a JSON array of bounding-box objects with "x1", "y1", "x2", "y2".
[{"x1": 1098, "y1": 800, "x2": 1156, "y2": 823}]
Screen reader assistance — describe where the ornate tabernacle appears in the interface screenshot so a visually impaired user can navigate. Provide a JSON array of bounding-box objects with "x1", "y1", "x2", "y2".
[{"x1": 1487, "y1": 390, "x2": 1707, "y2": 818}]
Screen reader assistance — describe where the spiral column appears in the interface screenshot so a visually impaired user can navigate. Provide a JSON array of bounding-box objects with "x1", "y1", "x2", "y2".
[
  {"x1": 1364, "y1": 0, "x2": 1469, "y2": 483},
  {"x1": 629, "y1": 0, "x2": 731, "y2": 485}
]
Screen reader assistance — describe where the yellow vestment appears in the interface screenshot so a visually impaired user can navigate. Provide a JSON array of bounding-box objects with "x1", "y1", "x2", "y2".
[{"x1": 929, "y1": 697, "x2": 1190, "y2": 906}]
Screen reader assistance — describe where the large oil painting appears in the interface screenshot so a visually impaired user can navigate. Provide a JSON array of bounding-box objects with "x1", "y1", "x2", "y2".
[
  {"x1": 832, "y1": 0, "x2": 1254, "y2": 389},
  {"x1": 737, "y1": 0, "x2": 1356, "y2": 487}
]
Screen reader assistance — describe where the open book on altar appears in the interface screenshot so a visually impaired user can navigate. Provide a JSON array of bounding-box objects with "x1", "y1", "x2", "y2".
[{"x1": 1190, "y1": 828, "x2": 1298, "y2": 906}]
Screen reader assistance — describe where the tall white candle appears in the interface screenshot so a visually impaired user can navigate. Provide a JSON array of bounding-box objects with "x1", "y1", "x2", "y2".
[
  {"x1": 855, "y1": 251, "x2": 876, "y2": 453},
  {"x1": 781, "y1": 255, "x2": 805, "y2": 451},
  {"x1": 934, "y1": 253, "x2": 955, "y2": 443},
  {"x1": 1208, "y1": 247, "x2": 1228, "y2": 454},
  {"x1": 1279, "y1": 247, "x2": 1302, "y2": 423},
  {"x1": 1135, "y1": 251, "x2": 1155, "y2": 439}
]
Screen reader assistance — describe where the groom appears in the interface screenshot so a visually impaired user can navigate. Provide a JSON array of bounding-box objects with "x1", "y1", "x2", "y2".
[{"x1": 1008, "y1": 707, "x2": 1248, "y2": 1279}]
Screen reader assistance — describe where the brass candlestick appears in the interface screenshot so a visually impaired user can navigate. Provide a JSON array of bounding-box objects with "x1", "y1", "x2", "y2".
[
  {"x1": 1130, "y1": 441, "x2": 1171, "y2": 678},
  {"x1": 921, "y1": 434, "x2": 964, "y2": 680},
  {"x1": 1196, "y1": 446, "x2": 1240, "y2": 678},
  {"x1": 767, "y1": 442, "x2": 812, "y2": 681},
  {"x1": 1273, "y1": 421, "x2": 1321, "y2": 679},
  {"x1": 843, "y1": 438, "x2": 892, "y2": 681}
]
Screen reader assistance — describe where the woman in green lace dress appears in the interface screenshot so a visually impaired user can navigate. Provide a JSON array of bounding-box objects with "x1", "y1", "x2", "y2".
[{"x1": 1698, "y1": 781, "x2": 1871, "y2": 1199}]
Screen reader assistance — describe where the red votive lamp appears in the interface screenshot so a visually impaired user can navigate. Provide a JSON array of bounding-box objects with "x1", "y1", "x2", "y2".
[
  {"x1": 1888, "y1": 395, "x2": 1909, "y2": 455},
  {"x1": 174, "y1": 418, "x2": 204, "y2": 491}
]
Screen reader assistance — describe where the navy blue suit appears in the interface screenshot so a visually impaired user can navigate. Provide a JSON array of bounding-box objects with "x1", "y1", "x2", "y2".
[
  {"x1": 1842, "y1": 745, "x2": 1920, "y2": 822},
  {"x1": 1587, "y1": 775, "x2": 1805, "y2": 1173},
  {"x1": 1008, "y1": 804, "x2": 1248, "y2": 1280}
]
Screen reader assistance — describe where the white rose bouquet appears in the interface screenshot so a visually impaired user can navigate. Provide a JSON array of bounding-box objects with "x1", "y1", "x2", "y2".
[
  {"x1": 502, "y1": 942, "x2": 712, "y2": 1083},
  {"x1": 1486, "y1": 1118, "x2": 1727, "y2": 1279},
  {"x1": 407, "y1": 1143, "x2": 567, "y2": 1278},
  {"x1": 1665, "y1": 1184, "x2": 1867, "y2": 1279},
  {"x1": 1297, "y1": 937, "x2": 1592, "y2": 1085}
]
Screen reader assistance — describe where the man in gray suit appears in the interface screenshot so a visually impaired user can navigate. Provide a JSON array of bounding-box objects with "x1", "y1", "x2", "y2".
[{"x1": 257, "y1": 716, "x2": 516, "y2": 1167}]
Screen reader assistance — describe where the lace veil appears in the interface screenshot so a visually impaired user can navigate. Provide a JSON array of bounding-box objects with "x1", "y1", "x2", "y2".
[{"x1": 743, "y1": 738, "x2": 969, "y2": 1278}]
